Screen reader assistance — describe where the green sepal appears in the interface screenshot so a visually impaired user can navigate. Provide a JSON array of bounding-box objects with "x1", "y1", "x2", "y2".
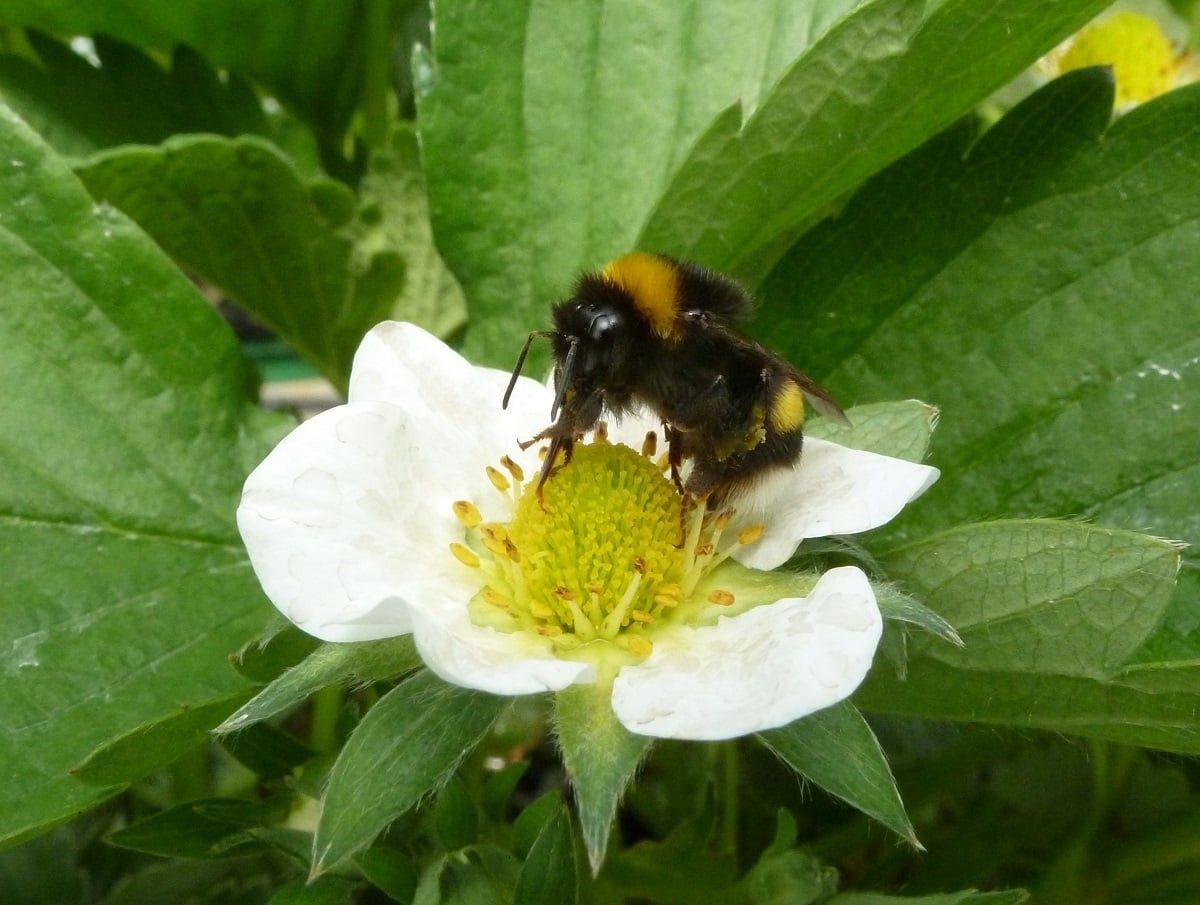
[{"x1": 554, "y1": 682, "x2": 654, "y2": 874}]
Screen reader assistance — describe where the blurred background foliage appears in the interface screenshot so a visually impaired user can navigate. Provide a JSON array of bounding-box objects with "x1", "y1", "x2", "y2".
[{"x1": 1, "y1": 0, "x2": 1199, "y2": 902}]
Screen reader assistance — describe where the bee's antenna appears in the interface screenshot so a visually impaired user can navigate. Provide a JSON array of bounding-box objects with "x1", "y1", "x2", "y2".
[
  {"x1": 503, "y1": 331, "x2": 555, "y2": 409},
  {"x1": 550, "y1": 338, "x2": 579, "y2": 422}
]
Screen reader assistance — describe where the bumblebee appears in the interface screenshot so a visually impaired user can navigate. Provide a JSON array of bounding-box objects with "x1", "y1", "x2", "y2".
[{"x1": 503, "y1": 252, "x2": 848, "y2": 507}]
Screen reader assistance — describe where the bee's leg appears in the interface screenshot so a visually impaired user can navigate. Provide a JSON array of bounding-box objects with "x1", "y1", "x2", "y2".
[
  {"x1": 664, "y1": 423, "x2": 686, "y2": 494},
  {"x1": 535, "y1": 433, "x2": 574, "y2": 506}
]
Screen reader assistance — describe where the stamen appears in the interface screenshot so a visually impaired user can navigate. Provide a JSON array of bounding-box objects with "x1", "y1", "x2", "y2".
[
  {"x1": 738, "y1": 524, "x2": 765, "y2": 545},
  {"x1": 642, "y1": 431, "x2": 657, "y2": 457},
  {"x1": 453, "y1": 500, "x2": 483, "y2": 528},
  {"x1": 483, "y1": 588, "x2": 511, "y2": 608},
  {"x1": 625, "y1": 636, "x2": 653, "y2": 657},
  {"x1": 449, "y1": 542, "x2": 481, "y2": 568},
  {"x1": 594, "y1": 422, "x2": 609, "y2": 443},
  {"x1": 601, "y1": 569, "x2": 644, "y2": 637},
  {"x1": 631, "y1": 609, "x2": 654, "y2": 623},
  {"x1": 480, "y1": 532, "x2": 509, "y2": 559},
  {"x1": 501, "y1": 455, "x2": 525, "y2": 482},
  {"x1": 486, "y1": 465, "x2": 510, "y2": 493}
]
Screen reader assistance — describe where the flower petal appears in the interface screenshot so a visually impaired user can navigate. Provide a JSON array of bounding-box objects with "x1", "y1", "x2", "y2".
[
  {"x1": 411, "y1": 593, "x2": 596, "y2": 695},
  {"x1": 349, "y1": 321, "x2": 551, "y2": 453},
  {"x1": 731, "y1": 437, "x2": 939, "y2": 570},
  {"x1": 609, "y1": 566, "x2": 881, "y2": 740},
  {"x1": 238, "y1": 400, "x2": 475, "y2": 642}
]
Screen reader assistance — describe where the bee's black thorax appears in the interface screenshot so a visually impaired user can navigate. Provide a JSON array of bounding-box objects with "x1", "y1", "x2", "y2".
[{"x1": 519, "y1": 253, "x2": 845, "y2": 507}]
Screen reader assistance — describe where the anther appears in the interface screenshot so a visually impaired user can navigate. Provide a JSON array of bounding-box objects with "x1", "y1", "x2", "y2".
[
  {"x1": 553, "y1": 586, "x2": 576, "y2": 601},
  {"x1": 481, "y1": 533, "x2": 508, "y2": 559},
  {"x1": 483, "y1": 588, "x2": 511, "y2": 608},
  {"x1": 449, "y1": 543, "x2": 481, "y2": 568},
  {"x1": 503, "y1": 539, "x2": 521, "y2": 562},
  {"x1": 501, "y1": 455, "x2": 525, "y2": 482},
  {"x1": 594, "y1": 421, "x2": 609, "y2": 443},
  {"x1": 486, "y1": 465, "x2": 511, "y2": 492},
  {"x1": 708, "y1": 589, "x2": 735, "y2": 606},
  {"x1": 641, "y1": 431, "x2": 657, "y2": 458},
  {"x1": 537, "y1": 625, "x2": 563, "y2": 637},
  {"x1": 653, "y1": 594, "x2": 679, "y2": 608},
  {"x1": 633, "y1": 556, "x2": 647, "y2": 574},
  {"x1": 631, "y1": 609, "x2": 654, "y2": 623},
  {"x1": 695, "y1": 542, "x2": 714, "y2": 557},
  {"x1": 452, "y1": 500, "x2": 483, "y2": 528},
  {"x1": 529, "y1": 601, "x2": 556, "y2": 619},
  {"x1": 714, "y1": 511, "x2": 733, "y2": 530},
  {"x1": 738, "y1": 524, "x2": 765, "y2": 545},
  {"x1": 626, "y1": 637, "x2": 653, "y2": 657},
  {"x1": 586, "y1": 580, "x2": 604, "y2": 596}
]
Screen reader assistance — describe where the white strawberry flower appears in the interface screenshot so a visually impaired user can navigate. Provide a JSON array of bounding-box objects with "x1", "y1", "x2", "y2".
[{"x1": 238, "y1": 322, "x2": 938, "y2": 740}]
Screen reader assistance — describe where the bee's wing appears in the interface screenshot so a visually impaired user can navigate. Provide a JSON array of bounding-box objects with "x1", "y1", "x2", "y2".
[
  {"x1": 792, "y1": 370, "x2": 851, "y2": 427},
  {"x1": 700, "y1": 318, "x2": 852, "y2": 427}
]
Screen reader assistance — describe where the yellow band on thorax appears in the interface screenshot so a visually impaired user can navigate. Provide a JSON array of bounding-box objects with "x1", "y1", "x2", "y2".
[{"x1": 601, "y1": 253, "x2": 680, "y2": 338}]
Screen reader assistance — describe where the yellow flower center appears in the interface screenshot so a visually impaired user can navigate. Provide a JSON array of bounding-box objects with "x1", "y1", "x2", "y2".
[
  {"x1": 1050, "y1": 12, "x2": 1184, "y2": 107},
  {"x1": 448, "y1": 431, "x2": 762, "y2": 665}
]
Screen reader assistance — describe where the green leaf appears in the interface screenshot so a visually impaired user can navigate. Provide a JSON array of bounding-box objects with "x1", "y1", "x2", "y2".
[
  {"x1": 434, "y1": 776, "x2": 479, "y2": 852},
  {"x1": 512, "y1": 791, "x2": 563, "y2": 859},
  {"x1": 555, "y1": 682, "x2": 654, "y2": 874},
  {"x1": 805, "y1": 400, "x2": 938, "y2": 463},
  {"x1": 0, "y1": 1, "x2": 380, "y2": 141},
  {"x1": 758, "y1": 702, "x2": 917, "y2": 847},
  {"x1": 828, "y1": 892, "x2": 1028, "y2": 905},
  {"x1": 105, "y1": 797, "x2": 284, "y2": 859},
  {"x1": 219, "y1": 722, "x2": 313, "y2": 779},
  {"x1": 355, "y1": 845, "x2": 420, "y2": 903},
  {"x1": 270, "y1": 876, "x2": 359, "y2": 905},
  {"x1": 734, "y1": 849, "x2": 838, "y2": 905},
  {"x1": 217, "y1": 636, "x2": 421, "y2": 733},
  {"x1": 514, "y1": 805, "x2": 578, "y2": 905},
  {"x1": 482, "y1": 760, "x2": 529, "y2": 821},
  {"x1": 601, "y1": 792, "x2": 736, "y2": 905},
  {"x1": 0, "y1": 34, "x2": 266, "y2": 158},
  {"x1": 758, "y1": 72, "x2": 1200, "y2": 567},
  {"x1": 76, "y1": 135, "x2": 403, "y2": 389},
  {"x1": 313, "y1": 672, "x2": 507, "y2": 874},
  {"x1": 72, "y1": 692, "x2": 250, "y2": 786},
  {"x1": 361, "y1": 126, "x2": 467, "y2": 341},
  {"x1": 414, "y1": 845, "x2": 521, "y2": 905},
  {"x1": 417, "y1": 0, "x2": 866, "y2": 366},
  {"x1": 231, "y1": 624, "x2": 320, "y2": 685},
  {"x1": 639, "y1": 0, "x2": 1108, "y2": 277},
  {"x1": 884, "y1": 521, "x2": 1179, "y2": 677},
  {"x1": 860, "y1": 520, "x2": 1198, "y2": 752},
  {"x1": 0, "y1": 827, "x2": 85, "y2": 902},
  {"x1": 104, "y1": 859, "x2": 277, "y2": 905},
  {"x1": 0, "y1": 104, "x2": 286, "y2": 846}
]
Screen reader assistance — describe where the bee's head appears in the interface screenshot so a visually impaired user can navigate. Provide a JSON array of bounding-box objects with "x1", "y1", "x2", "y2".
[{"x1": 503, "y1": 270, "x2": 639, "y2": 418}]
